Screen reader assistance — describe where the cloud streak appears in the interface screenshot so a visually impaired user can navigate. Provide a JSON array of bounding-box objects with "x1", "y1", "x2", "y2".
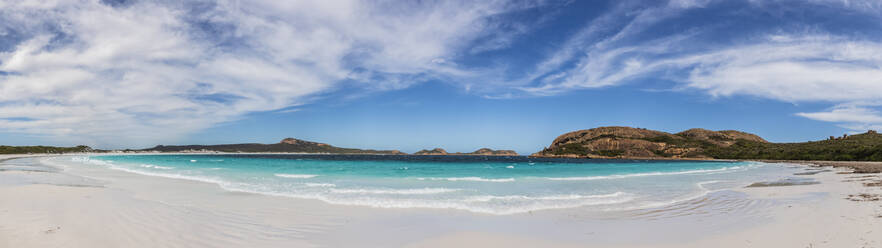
[
  {"x1": 516, "y1": 0, "x2": 882, "y2": 132},
  {"x1": 0, "y1": 0, "x2": 541, "y2": 147},
  {"x1": 2, "y1": 0, "x2": 882, "y2": 146}
]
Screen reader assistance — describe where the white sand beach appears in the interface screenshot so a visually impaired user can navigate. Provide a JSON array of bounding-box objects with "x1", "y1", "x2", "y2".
[{"x1": 1, "y1": 155, "x2": 880, "y2": 247}]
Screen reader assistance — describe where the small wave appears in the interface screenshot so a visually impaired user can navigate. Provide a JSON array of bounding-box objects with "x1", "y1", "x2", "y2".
[
  {"x1": 605, "y1": 180, "x2": 726, "y2": 212},
  {"x1": 220, "y1": 186, "x2": 633, "y2": 215},
  {"x1": 330, "y1": 187, "x2": 460, "y2": 195},
  {"x1": 81, "y1": 157, "x2": 112, "y2": 166},
  {"x1": 506, "y1": 165, "x2": 515, "y2": 169},
  {"x1": 190, "y1": 160, "x2": 197, "y2": 162},
  {"x1": 697, "y1": 180, "x2": 721, "y2": 188},
  {"x1": 465, "y1": 192, "x2": 627, "y2": 202},
  {"x1": 139, "y1": 164, "x2": 174, "y2": 170},
  {"x1": 98, "y1": 164, "x2": 228, "y2": 186},
  {"x1": 545, "y1": 166, "x2": 750, "y2": 181},
  {"x1": 304, "y1": 183, "x2": 336, "y2": 187},
  {"x1": 275, "y1": 173, "x2": 318, "y2": 179},
  {"x1": 418, "y1": 177, "x2": 515, "y2": 182}
]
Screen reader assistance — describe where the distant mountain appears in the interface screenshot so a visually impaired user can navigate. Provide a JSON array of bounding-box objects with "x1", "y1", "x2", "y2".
[
  {"x1": 413, "y1": 147, "x2": 518, "y2": 156},
  {"x1": 144, "y1": 138, "x2": 405, "y2": 155},
  {"x1": 532, "y1": 126, "x2": 882, "y2": 161}
]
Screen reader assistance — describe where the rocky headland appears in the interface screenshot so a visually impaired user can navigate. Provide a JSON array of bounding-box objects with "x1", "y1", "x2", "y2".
[
  {"x1": 531, "y1": 126, "x2": 766, "y2": 159},
  {"x1": 531, "y1": 126, "x2": 882, "y2": 169}
]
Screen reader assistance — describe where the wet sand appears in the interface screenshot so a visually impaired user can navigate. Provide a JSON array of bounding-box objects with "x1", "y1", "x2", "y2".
[{"x1": 752, "y1": 159, "x2": 882, "y2": 173}]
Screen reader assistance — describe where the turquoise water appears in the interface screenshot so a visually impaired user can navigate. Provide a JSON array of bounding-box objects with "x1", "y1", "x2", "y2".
[{"x1": 57, "y1": 154, "x2": 802, "y2": 214}]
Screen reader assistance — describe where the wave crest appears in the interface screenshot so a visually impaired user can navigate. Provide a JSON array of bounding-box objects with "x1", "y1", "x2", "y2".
[
  {"x1": 274, "y1": 173, "x2": 318, "y2": 179},
  {"x1": 417, "y1": 177, "x2": 515, "y2": 182},
  {"x1": 330, "y1": 187, "x2": 460, "y2": 195},
  {"x1": 545, "y1": 165, "x2": 755, "y2": 181},
  {"x1": 465, "y1": 192, "x2": 627, "y2": 202},
  {"x1": 139, "y1": 164, "x2": 174, "y2": 170}
]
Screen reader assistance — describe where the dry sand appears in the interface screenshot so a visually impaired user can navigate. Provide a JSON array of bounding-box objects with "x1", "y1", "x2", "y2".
[{"x1": 1, "y1": 155, "x2": 880, "y2": 247}]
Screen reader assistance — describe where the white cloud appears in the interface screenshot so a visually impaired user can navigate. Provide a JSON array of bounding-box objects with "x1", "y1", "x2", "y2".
[
  {"x1": 797, "y1": 105, "x2": 882, "y2": 124},
  {"x1": 796, "y1": 102, "x2": 882, "y2": 132},
  {"x1": 682, "y1": 37, "x2": 882, "y2": 102},
  {"x1": 0, "y1": 0, "x2": 539, "y2": 147},
  {"x1": 518, "y1": 0, "x2": 708, "y2": 95},
  {"x1": 3, "y1": 0, "x2": 881, "y2": 146},
  {"x1": 516, "y1": 0, "x2": 882, "y2": 132}
]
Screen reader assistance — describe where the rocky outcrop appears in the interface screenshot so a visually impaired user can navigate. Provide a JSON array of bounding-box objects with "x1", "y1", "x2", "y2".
[
  {"x1": 414, "y1": 148, "x2": 448, "y2": 155},
  {"x1": 675, "y1": 129, "x2": 766, "y2": 147},
  {"x1": 462, "y1": 148, "x2": 518, "y2": 156},
  {"x1": 280, "y1": 138, "x2": 329, "y2": 147},
  {"x1": 413, "y1": 148, "x2": 518, "y2": 156},
  {"x1": 531, "y1": 126, "x2": 768, "y2": 159}
]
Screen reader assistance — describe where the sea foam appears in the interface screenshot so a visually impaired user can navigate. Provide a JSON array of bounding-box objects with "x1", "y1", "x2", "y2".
[
  {"x1": 274, "y1": 174, "x2": 318, "y2": 179},
  {"x1": 464, "y1": 192, "x2": 628, "y2": 202},
  {"x1": 139, "y1": 164, "x2": 174, "y2": 170},
  {"x1": 544, "y1": 165, "x2": 753, "y2": 181},
  {"x1": 304, "y1": 183, "x2": 336, "y2": 187},
  {"x1": 329, "y1": 187, "x2": 460, "y2": 195},
  {"x1": 418, "y1": 177, "x2": 515, "y2": 182}
]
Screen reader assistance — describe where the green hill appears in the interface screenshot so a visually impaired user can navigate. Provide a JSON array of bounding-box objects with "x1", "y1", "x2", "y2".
[{"x1": 706, "y1": 131, "x2": 882, "y2": 161}]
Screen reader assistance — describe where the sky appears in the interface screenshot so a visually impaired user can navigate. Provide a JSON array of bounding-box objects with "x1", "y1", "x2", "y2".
[{"x1": 2, "y1": 0, "x2": 882, "y2": 154}]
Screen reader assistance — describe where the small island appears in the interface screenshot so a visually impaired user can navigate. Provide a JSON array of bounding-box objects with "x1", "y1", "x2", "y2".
[{"x1": 414, "y1": 147, "x2": 518, "y2": 156}]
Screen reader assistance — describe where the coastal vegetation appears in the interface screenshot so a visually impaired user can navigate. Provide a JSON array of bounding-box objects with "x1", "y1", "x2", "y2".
[
  {"x1": 414, "y1": 148, "x2": 448, "y2": 155},
  {"x1": 0, "y1": 145, "x2": 94, "y2": 154},
  {"x1": 706, "y1": 131, "x2": 882, "y2": 161}
]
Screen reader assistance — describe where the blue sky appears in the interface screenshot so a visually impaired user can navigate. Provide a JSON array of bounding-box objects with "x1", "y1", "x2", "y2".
[{"x1": 2, "y1": 0, "x2": 882, "y2": 154}]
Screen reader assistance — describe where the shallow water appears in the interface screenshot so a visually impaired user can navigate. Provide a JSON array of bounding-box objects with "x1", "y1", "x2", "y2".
[
  {"x1": 49, "y1": 154, "x2": 805, "y2": 214},
  {"x1": 0, "y1": 157, "x2": 104, "y2": 187}
]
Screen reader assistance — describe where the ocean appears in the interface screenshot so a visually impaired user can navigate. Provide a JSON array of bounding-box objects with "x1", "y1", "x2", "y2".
[{"x1": 53, "y1": 154, "x2": 803, "y2": 215}]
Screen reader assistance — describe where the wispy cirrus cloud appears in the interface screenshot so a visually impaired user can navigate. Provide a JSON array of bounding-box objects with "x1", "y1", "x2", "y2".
[
  {"x1": 0, "y1": 0, "x2": 547, "y2": 147},
  {"x1": 3, "y1": 0, "x2": 882, "y2": 147},
  {"x1": 797, "y1": 102, "x2": 882, "y2": 132},
  {"x1": 514, "y1": 0, "x2": 882, "y2": 132},
  {"x1": 797, "y1": 105, "x2": 882, "y2": 125}
]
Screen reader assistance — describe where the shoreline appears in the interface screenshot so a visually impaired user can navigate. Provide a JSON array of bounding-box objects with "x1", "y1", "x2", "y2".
[
  {"x1": 12, "y1": 152, "x2": 882, "y2": 170},
  {"x1": 747, "y1": 159, "x2": 882, "y2": 173},
  {"x1": 527, "y1": 153, "x2": 882, "y2": 174},
  {"x1": 1, "y1": 155, "x2": 881, "y2": 247}
]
